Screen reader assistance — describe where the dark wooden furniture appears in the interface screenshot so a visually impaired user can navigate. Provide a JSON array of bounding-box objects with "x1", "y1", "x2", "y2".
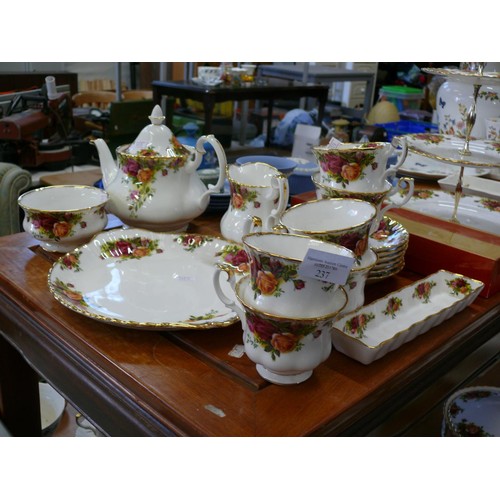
[
  {"x1": 152, "y1": 79, "x2": 329, "y2": 147},
  {"x1": 1, "y1": 210, "x2": 499, "y2": 437},
  {"x1": 0, "y1": 72, "x2": 79, "y2": 96}
]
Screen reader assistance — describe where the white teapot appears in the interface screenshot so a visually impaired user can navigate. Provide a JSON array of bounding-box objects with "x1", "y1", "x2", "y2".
[{"x1": 94, "y1": 105, "x2": 226, "y2": 231}]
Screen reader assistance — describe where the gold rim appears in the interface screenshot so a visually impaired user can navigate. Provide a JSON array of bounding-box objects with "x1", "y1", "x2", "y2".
[
  {"x1": 47, "y1": 229, "x2": 242, "y2": 330},
  {"x1": 226, "y1": 162, "x2": 286, "y2": 188},
  {"x1": 235, "y1": 275, "x2": 348, "y2": 321},
  {"x1": 281, "y1": 198, "x2": 377, "y2": 235},
  {"x1": 242, "y1": 231, "x2": 355, "y2": 262},
  {"x1": 336, "y1": 270, "x2": 484, "y2": 351},
  {"x1": 18, "y1": 185, "x2": 108, "y2": 212},
  {"x1": 116, "y1": 143, "x2": 190, "y2": 160}
]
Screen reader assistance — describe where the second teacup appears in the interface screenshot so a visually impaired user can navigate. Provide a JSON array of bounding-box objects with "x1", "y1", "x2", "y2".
[
  {"x1": 278, "y1": 197, "x2": 378, "y2": 262},
  {"x1": 312, "y1": 173, "x2": 415, "y2": 230}
]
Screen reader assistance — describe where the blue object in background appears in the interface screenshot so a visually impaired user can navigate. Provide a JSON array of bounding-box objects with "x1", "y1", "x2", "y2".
[
  {"x1": 177, "y1": 122, "x2": 217, "y2": 169},
  {"x1": 287, "y1": 159, "x2": 318, "y2": 195},
  {"x1": 272, "y1": 109, "x2": 315, "y2": 147},
  {"x1": 374, "y1": 120, "x2": 438, "y2": 142}
]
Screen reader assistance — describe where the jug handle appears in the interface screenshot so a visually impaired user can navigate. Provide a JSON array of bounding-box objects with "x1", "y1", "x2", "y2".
[
  {"x1": 266, "y1": 174, "x2": 289, "y2": 226},
  {"x1": 213, "y1": 266, "x2": 247, "y2": 330},
  {"x1": 383, "y1": 136, "x2": 409, "y2": 184},
  {"x1": 373, "y1": 177, "x2": 415, "y2": 230},
  {"x1": 196, "y1": 135, "x2": 228, "y2": 206}
]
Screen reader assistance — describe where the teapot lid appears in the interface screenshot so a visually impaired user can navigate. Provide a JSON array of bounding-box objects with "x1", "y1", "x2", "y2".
[{"x1": 124, "y1": 105, "x2": 190, "y2": 157}]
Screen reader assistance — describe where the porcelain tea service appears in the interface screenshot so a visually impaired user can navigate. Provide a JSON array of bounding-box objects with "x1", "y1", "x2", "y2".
[
  {"x1": 18, "y1": 185, "x2": 108, "y2": 253},
  {"x1": 312, "y1": 137, "x2": 408, "y2": 191},
  {"x1": 220, "y1": 161, "x2": 289, "y2": 243},
  {"x1": 94, "y1": 105, "x2": 227, "y2": 232}
]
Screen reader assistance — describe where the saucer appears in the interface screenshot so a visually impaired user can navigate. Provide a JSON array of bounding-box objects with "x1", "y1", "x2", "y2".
[{"x1": 191, "y1": 77, "x2": 223, "y2": 87}]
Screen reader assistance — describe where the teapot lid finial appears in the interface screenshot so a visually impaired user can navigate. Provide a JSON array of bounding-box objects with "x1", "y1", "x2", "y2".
[{"x1": 149, "y1": 104, "x2": 165, "y2": 125}]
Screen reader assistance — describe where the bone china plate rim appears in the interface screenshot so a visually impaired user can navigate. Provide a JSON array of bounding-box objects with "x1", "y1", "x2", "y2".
[{"x1": 48, "y1": 227, "x2": 243, "y2": 330}]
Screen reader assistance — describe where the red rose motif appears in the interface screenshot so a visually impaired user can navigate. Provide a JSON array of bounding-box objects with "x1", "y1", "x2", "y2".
[
  {"x1": 112, "y1": 240, "x2": 133, "y2": 257},
  {"x1": 247, "y1": 314, "x2": 275, "y2": 341},
  {"x1": 341, "y1": 163, "x2": 362, "y2": 181},
  {"x1": 256, "y1": 270, "x2": 278, "y2": 295},
  {"x1": 232, "y1": 193, "x2": 244, "y2": 209},
  {"x1": 123, "y1": 159, "x2": 140, "y2": 177},
  {"x1": 271, "y1": 332, "x2": 298, "y2": 353},
  {"x1": 224, "y1": 249, "x2": 249, "y2": 267},
  {"x1": 53, "y1": 221, "x2": 71, "y2": 238}
]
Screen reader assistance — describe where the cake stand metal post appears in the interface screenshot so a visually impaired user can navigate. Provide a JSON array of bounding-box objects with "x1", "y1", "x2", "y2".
[{"x1": 452, "y1": 63, "x2": 484, "y2": 222}]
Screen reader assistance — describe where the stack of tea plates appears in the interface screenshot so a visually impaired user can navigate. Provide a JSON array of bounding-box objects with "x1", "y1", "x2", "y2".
[
  {"x1": 367, "y1": 216, "x2": 409, "y2": 283},
  {"x1": 205, "y1": 179, "x2": 231, "y2": 213}
]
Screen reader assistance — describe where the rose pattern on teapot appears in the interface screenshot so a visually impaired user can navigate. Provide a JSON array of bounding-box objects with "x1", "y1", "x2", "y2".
[{"x1": 118, "y1": 139, "x2": 189, "y2": 216}]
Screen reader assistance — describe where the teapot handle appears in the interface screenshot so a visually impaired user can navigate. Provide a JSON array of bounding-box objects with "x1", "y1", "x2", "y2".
[
  {"x1": 195, "y1": 135, "x2": 227, "y2": 207},
  {"x1": 373, "y1": 177, "x2": 415, "y2": 229}
]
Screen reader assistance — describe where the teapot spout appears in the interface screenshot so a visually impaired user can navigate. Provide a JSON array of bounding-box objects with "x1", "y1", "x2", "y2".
[{"x1": 93, "y1": 138, "x2": 118, "y2": 188}]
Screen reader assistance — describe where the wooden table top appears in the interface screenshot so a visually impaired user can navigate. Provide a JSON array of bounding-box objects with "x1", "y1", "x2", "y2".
[{"x1": 1, "y1": 210, "x2": 499, "y2": 437}]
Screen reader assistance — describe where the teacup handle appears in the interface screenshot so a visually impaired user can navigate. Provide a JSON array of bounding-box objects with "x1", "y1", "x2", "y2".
[
  {"x1": 213, "y1": 267, "x2": 246, "y2": 329},
  {"x1": 196, "y1": 135, "x2": 228, "y2": 206},
  {"x1": 374, "y1": 177, "x2": 415, "y2": 228},
  {"x1": 382, "y1": 136, "x2": 409, "y2": 184}
]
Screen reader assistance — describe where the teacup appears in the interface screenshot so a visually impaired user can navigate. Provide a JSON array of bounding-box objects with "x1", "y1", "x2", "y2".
[
  {"x1": 197, "y1": 65, "x2": 221, "y2": 84},
  {"x1": 312, "y1": 137, "x2": 408, "y2": 191},
  {"x1": 18, "y1": 185, "x2": 108, "y2": 252},
  {"x1": 241, "y1": 231, "x2": 355, "y2": 318},
  {"x1": 278, "y1": 198, "x2": 378, "y2": 262},
  {"x1": 312, "y1": 173, "x2": 415, "y2": 230},
  {"x1": 220, "y1": 162, "x2": 288, "y2": 243},
  {"x1": 214, "y1": 272, "x2": 347, "y2": 385}
]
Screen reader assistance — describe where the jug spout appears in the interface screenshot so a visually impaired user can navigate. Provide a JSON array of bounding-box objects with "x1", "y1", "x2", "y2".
[{"x1": 93, "y1": 138, "x2": 118, "y2": 188}]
